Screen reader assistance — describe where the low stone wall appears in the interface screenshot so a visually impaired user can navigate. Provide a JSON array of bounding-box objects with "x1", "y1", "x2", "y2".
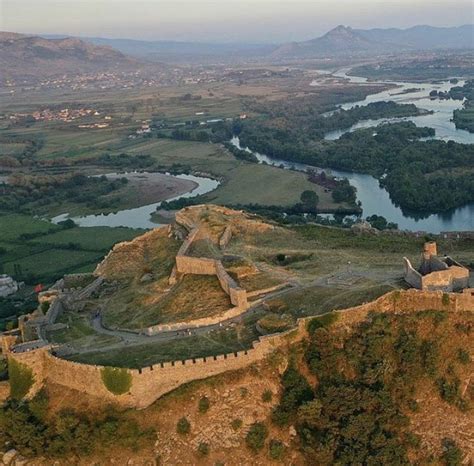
[
  {"x1": 219, "y1": 225, "x2": 233, "y2": 249},
  {"x1": 144, "y1": 305, "x2": 249, "y2": 335},
  {"x1": 5, "y1": 289, "x2": 474, "y2": 409}
]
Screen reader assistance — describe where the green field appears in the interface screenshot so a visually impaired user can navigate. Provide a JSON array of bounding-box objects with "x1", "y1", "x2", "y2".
[{"x1": 0, "y1": 214, "x2": 143, "y2": 284}]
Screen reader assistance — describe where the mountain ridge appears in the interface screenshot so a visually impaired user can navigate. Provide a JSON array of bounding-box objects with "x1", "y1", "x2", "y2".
[
  {"x1": 271, "y1": 24, "x2": 474, "y2": 59},
  {"x1": 0, "y1": 32, "x2": 143, "y2": 83}
]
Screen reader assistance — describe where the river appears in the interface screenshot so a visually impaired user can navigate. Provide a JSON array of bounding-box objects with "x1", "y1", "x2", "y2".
[
  {"x1": 51, "y1": 173, "x2": 219, "y2": 229},
  {"x1": 231, "y1": 99, "x2": 474, "y2": 235},
  {"x1": 323, "y1": 70, "x2": 474, "y2": 144}
]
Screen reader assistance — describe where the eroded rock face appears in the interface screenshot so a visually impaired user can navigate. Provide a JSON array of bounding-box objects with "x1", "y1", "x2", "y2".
[{"x1": 2, "y1": 449, "x2": 18, "y2": 466}]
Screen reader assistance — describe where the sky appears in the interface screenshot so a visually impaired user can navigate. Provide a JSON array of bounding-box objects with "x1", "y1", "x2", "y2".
[{"x1": 1, "y1": 0, "x2": 472, "y2": 43}]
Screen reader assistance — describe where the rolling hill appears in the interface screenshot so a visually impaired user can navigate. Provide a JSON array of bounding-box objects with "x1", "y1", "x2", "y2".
[{"x1": 0, "y1": 32, "x2": 141, "y2": 83}]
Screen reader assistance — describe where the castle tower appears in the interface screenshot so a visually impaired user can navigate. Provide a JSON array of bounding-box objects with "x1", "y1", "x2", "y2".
[{"x1": 423, "y1": 241, "x2": 437, "y2": 260}]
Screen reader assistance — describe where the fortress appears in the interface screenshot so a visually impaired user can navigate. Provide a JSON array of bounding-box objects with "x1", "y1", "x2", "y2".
[
  {"x1": 3, "y1": 289, "x2": 474, "y2": 409},
  {"x1": 403, "y1": 241, "x2": 471, "y2": 292},
  {"x1": 2, "y1": 207, "x2": 473, "y2": 409}
]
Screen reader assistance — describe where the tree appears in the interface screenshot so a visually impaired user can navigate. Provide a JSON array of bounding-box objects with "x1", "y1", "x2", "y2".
[
  {"x1": 300, "y1": 190, "x2": 319, "y2": 211},
  {"x1": 246, "y1": 422, "x2": 268, "y2": 452}
]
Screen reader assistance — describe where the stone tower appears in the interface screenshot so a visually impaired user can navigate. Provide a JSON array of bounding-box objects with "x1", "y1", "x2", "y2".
[{"x1": 423, "y1": 241, "x2": 437, "y2": 260}]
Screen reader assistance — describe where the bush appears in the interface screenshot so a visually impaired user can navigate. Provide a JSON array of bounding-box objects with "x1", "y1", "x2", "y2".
[
  {"x1": 177, "y1": 417, "x2": 191, "y2": 435},
  {"x1": 197, "y1": 442, "x2": 209, "y2": 456},
  {"x1": 231, "y1": 418, "x2": 243, "y2": 431},
  {"x1": 245, "y1": 422, "x2": 268, "y2": 452},
  {"x1": 0, "y1": 359, "x2": 8, "y2": 381},
  {"x1": 198, "y1": 396, "x2": 210, "y2": 413},
  {"x1": 442, "y1": 438, "x2": 463, "y2": 466},
  {"x1": 0, "y1": 399, "x2": 154, "y2": 457},
  {"x1": 442, "y1": 293, "x2": 450, "y2": 306},
  {"x1": 8, "y1": 359, "x2": 34, "y2": 400},
  {"x1": 269, "y1": 438, "x2": 285, "y2": 460},
  {"x1": 272, "y1": 365, "x2": 313, "y2": 426},
  {"x1": 307, "y1": 312, "x2": 338, "y2": 334},
  {"x1": 100, "y1": 367, "x2": 132, "y2": 395},
  {"x1": 457, "y1": 349, "x2": 470, "y2": 364},
  {"x1": 262, "y1": 389, "x2": 273, "y2": 402},
  {"x1": 40, "y1": 301, "x2": 50, "y2": 313}
]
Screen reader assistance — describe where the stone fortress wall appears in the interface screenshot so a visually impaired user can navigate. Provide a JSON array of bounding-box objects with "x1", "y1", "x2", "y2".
[
  {"x1": 4, "y1": 288, "x2": 474, "y2": 409},
  {"x1": 146, "y1": 210, "x2": 249, "y2": 334}
]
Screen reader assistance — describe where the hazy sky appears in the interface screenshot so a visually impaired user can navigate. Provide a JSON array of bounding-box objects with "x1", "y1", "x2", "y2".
[{"x1": 1, "y1": 0, "x2": 472, "y2": 43}]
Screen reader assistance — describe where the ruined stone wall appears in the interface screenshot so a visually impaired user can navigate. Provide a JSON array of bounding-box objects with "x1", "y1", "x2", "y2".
[
  {"x1": 219, "y1": 226, "x2": 233, "y2": 249},
  {"x1": 215, "y1": 261, "x2": 248, "y2": 308},
  {"x1": 403, "y1": 257, "x2": 422, "y2": 289},
  {"x1": 175, "y1": 256, "x2": 217, "y2": 275},
  {"x1": 421, "y1": 266, "x2": 470, "y2": 292}
]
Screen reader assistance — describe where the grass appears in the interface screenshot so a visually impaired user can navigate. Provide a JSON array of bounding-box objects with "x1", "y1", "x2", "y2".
[
  {"x1": 265, "y1": 282, "x2": 395, "y2": 319},
  {"x1": 35, "y1": 226, "x2": 142, "y2": 251},
  {"x1": 3, "y1": 249, "x2": 102, "y2": 279},
  {"x1": 102, "y1": 275, "x2": 232, "y2": 329},
  {"x1": 201, "y1": 163, "x2": 344, "y2": 209},
  {"x1": 0, "y1": 214, "x2": 59, "y2": 241},
  {"x1": 68, "y1": 314, "x2": 262, "y2": 368}
]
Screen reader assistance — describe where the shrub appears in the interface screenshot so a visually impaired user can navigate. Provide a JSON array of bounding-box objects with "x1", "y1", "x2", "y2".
[
  {"x1": 177, "y1": 416, "x2": 191, "y2": 435},
  {"x1": 231, "y1": 418, "x2": 243, "y2": 431},
  {"x1": 29, "y1": 390, "x2": 49, "y2": 421},
  {"x1": 0, "y1": 359, "x2": 8, "y2": 381},
  {"x1": 198, "y1": 396, "x2": 210, "y2": 413},
  {"x1": 257, "y1": 314, "x2": 293, "y2": 334},
  {"x1": 457, "y1": 349, "x2": 470, "y2": 364},
  {"x1": 262, "y1": 389, "x2": 273, "y2": 402},
  {"x1": 100, "y1": 367, "x2": 132, "y2": 395},
  {"x1": 8, "y1": 359, "x2": 34, "y2": 400},
  {"x1": 442, "y1": 293, "x2": 450, "y2": 306},
  {"x1": 245, "y1": 422, "x2": 268, "y2": 452},
  {"x1": 272, "y1": 365, "x2": 313, "y2": 426},
  {"x1": 307, "y1": 312, "x2": 338, "y2": 334},
  {"x1": 197, "y1": 442, "x2": 209, "y2": 456},
  {"x1": 442, "y1": 438, "x2": 463, "y2": 466},
  {"x1": 269, "y1": 438, "x2": 285, "y2": 460},
  {"x1": 40, "y1": 301, "x2": 50, "y2": 313}
]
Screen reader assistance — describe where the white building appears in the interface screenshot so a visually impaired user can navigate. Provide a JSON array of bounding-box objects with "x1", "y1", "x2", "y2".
[{"x1": 0, "y1": 275, "x2": 19, "y2": 298}]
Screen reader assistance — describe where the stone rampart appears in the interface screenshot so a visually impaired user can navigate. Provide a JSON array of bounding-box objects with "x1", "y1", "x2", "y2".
[{"x1": 5, "y1": 289, "x2": 474, "y2": 409}]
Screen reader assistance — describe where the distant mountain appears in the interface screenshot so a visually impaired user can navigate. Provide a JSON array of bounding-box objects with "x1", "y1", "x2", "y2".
[
  {"x1": 356, "y1": 25, "x2": 474, "y2": 50},
  {"x1": 271, "y1": 24, "x2": 474, "y2": 59},
  {"x1": 0, "y1": 32, "x2": 140, "y2": 83},
  {"x1": 73, "y1": 37, "x2": 275, "y2": 63}
]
